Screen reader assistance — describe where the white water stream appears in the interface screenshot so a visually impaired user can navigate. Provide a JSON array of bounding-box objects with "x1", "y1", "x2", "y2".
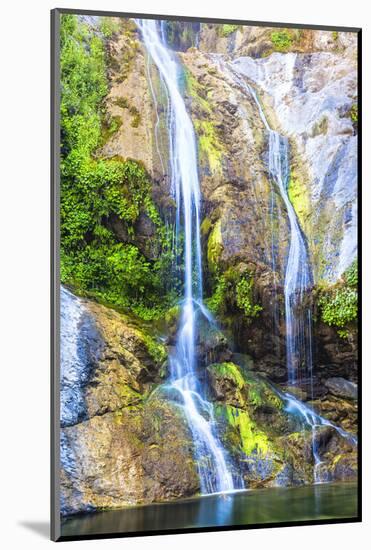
[{"x1": 138, "y1": 19, "x2": 236, "y2": 494}]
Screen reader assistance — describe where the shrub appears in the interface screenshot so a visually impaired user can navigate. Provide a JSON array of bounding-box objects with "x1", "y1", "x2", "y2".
[
  {"x1": 236, "y1": 276, "x2": 263, "y2": 318},
  {"x1": 206, "y1": 267, "x2": 262, "y2": 322},
  {"x1": 318, "y1": 260, "x2": 358, "y2": 331},
  {"x1": 220, "y1": 24, "x2": 239, "y2": 37},
  {"x1": 60, "y1": 14, "x2": 178, "y2": 320},
  {"x1": 271, "y1": 30, "x2": 294, "y2": 52}
]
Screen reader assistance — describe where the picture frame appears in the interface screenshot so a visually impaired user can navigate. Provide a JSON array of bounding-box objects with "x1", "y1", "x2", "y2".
[{"x1": 51, "y1": 8, "x2": 362, "y2": 542}]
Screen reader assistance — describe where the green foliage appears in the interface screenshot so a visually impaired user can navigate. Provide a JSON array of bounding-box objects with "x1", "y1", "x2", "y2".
[
  {"x1": 206, "y1": 275, "x2": 227, "y2": 315},
  {"x1": 319, "y1": 287, "x2": 357, "y2": 328},
  {"x1": 236, "y1": 276, "x2": 263, "y2": 318},
  {"x1": 100, "y1": 115, "x2": 122, "y2": 146},
  {"x1": 206, "y1": 265, "x2": 262, "y2": 322},
  {"x1": 220, "y1": 24, "x2": 239, "y2": 37},
  {"x1": 344, "y1": 259, "x2": 358, "y2": 287},
  {"x1": 99, "y1": 17, "x2": 120, "y2": 38},
  {"x1": 318, "y1": 260, "x2": 358, "y2": 331},
  {"x1": 332, "y1": 31, "x2": 339, "y2": 41},
  {"x1": 271, "y1": 30, "x2": 294, "y2": 52},
  {"x1": 60, "y1": 14, "x2": 177, "y2": 320}
]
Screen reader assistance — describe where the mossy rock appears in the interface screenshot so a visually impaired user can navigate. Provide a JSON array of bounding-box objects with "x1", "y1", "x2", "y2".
[
  {"x1": 207, "y1": 362, "x2": 285, "y2": 412},
  {"x1": 207, "y1": 219, "x2": 223, "y2": 273}
]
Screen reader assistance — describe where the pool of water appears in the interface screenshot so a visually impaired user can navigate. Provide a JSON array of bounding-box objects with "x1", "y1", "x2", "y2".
[{"x1": 61, "y1": 482, "x2": 358, "y2": 538}]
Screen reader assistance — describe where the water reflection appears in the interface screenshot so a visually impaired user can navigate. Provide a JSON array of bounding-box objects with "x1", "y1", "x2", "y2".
[{"x1": 61, "y1": 482, "x2": 357, "y2": 537}]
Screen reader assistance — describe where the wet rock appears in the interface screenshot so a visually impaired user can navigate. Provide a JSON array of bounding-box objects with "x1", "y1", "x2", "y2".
[
  {"x1": 252, "y1": 355, "x2": 287, "y2": 383},
  {"x1": 61, "y1": 295, "x2": 201, "y2": 515},
  {"x1": 284, "y1": 386, "x2": 308, "y2": 402},
  {"x1": 197, "y1": 318, "x2": 230, "y2": 365},
  {"x1": 232, "y1": 41, "x2": 357, "y2": 284},
  {"x1": 61, "y1": 397, "x2": 199, "y2": 516},
  {"x1": 312, "y1": 395, "x2": 357, "y2": 434},
  {"x1": 330, "y1": 452, "x2": 358, "y2": 480},
  {"x1": 325, "y1": 377, "x2": 358, "y2": 400}
]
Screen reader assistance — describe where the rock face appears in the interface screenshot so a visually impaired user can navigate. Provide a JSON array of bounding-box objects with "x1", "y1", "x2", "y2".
[
  {"x1": 206, "y1": 361, "x2": 357, "y2": 487},
  {"x1": 232, "y1": 43, "x2": 357, "y2": 284},
  {"x1": 61, "y1": 300, "x2": 358, "y2": 516},
  {"x1": 60, "y1": 290, "x2": 199, "y2": 516},
  {"x1": 325, "y1": 377, "x2": 358, "y2": 400}
]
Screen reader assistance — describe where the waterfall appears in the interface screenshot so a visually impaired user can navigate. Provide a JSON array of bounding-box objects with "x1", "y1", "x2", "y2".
[
  {"x1": 137, "y1": 19, "x2": 236, "y2": 494},
  {"x1": 224, "y1": 65, "x2": 313, "y2": 386},
  {"x1": 219, "y1": 64, "x2": 357, "y2": 482}
]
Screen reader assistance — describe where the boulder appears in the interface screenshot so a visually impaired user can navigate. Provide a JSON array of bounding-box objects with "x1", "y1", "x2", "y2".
[{"x1": 325, "y1": 377, "x2": 358, "y2": 400}]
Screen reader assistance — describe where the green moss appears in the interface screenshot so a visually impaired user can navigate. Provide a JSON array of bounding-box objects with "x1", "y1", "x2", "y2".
[
  {"x1": 113, "y1": 96, "x2": 130, "y2": 109},
  {"x1": 100, "y1": 115, "x2": 122, "y2": 146},
  {"x1": 200, "y1": 216, "x2": 212, "y2": 237},
  {"x1": 212, "y1": 362, "x2": 246, "y2": 389},
  {"x1": 129, "y1": 106, "x2": 141, "y2": 128},
  {"x1": 220, "y1": 24, "x2": 239, "y2": 37},
  {"x1": 184, "y1": 68, "x2": 223, "y2": 174},
  {"x1": 117, "y1": 36, "x2": 139, "y2": 83},
  {"x1": 288, "y1": 170, "x2": 311, "y2": 229},
  {"x1": 207, "y1": 219, "x2": 223, "y2": 272},
  {"x1": 332, "y1": 31, "x2": 339, "y2": 41},
  {"x1": 113, "y1": 97, "x2": 141, "y2": 127},
  {"x1": 194, "y1": 119, "x2": 223, "y2": 174},
  {"x1": 223, "y1": 405, "x2": 270, "y2": 456},
  {"x1": 116, "y1": 383, "x2": 142, "y2": 404},
  {"x1": 209, "y1": 362, "x2": 284, "y2": 411},
  {"x1": 271, "y1": 30, "x2": 294, "y2": 52}
]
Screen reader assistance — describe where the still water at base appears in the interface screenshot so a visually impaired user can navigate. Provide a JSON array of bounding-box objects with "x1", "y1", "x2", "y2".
[{"x1": 61, "y1": 482, "x2": 358, "y2": 537}]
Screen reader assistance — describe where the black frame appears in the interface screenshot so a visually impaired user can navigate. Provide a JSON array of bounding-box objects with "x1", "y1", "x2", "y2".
[{"x1": 51, "y1": 7, "x2": 362, "y2": 542}]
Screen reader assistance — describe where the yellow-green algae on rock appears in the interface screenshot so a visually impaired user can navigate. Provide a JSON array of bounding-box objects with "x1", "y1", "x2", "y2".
[{"x1": 208, "y1": 362, "x2": 283, "y2": 457}]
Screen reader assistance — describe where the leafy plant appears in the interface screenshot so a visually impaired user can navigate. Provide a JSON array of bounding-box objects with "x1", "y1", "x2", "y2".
[
  {"x1": 220, "y1": 24, "x2": 239, "y2": 37},
  {"x1": 344, "y1": 259, "x2": 358, "y2": 287},
  {"x1": 271, "y1": 30, "x2": 294, "y2": 52},
  {"x1": 236, "y1": 276, "x2": 263, "y2": 318},
  {"x1": 206, "y1": 275, "x2": 227, "y2": 315},
  {"x1": 206, "y1": 266, "x2": 262, "y2": 322},
  {"x1": 60, "y1": 14, "x2": 178, "y2": 320},
  {"x1": 99, "y1": 17, "x2": 120, "y2": 38},
  {"x1": 318, "y1": 260, "x2": 358, "y2": 331}
]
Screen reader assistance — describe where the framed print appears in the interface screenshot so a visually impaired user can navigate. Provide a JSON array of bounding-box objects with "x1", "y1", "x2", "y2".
[{"x1": 51, "y1": 8, "x2": 361, "y2": 541}]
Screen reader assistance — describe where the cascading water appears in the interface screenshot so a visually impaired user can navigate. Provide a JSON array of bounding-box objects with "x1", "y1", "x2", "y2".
[
  {"x1": 220, "y1": 63, "x2": 357, "y2": 482},
  {"x1": 226, "y1": 67, "x2": 313, "y2": 387},
  {"x1": 137, "y1": 19, "x2": 236, "y2": 494}
]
